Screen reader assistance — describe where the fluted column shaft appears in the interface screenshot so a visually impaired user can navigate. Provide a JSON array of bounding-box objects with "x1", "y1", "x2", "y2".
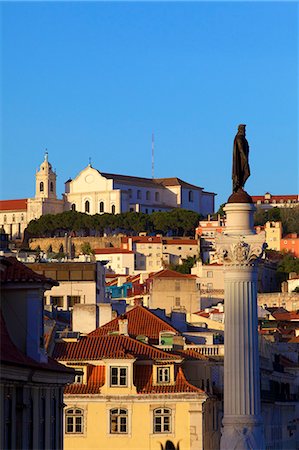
[{"x1": 224, "y1": 266, "x2": 260, "y2": 417}]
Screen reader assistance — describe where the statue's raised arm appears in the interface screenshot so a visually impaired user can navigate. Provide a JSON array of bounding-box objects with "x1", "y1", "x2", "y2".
[{"x1": 232, "y1": 124, "x2": 250, "y2": 192}]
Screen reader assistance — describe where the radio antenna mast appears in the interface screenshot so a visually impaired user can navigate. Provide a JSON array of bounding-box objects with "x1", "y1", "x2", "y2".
[{"x1": 151, "y1": 132, "x2": 155, "y2": 179}]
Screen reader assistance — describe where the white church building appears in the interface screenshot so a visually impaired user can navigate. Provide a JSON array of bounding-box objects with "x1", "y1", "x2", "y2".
[{"x1": 0, "y1": 153, "x2": 216, "y2": 239}]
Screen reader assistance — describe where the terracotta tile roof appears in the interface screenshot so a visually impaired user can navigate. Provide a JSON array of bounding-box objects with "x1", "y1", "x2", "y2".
[
  {"x1": 1, "y1": 312, "x2": 73, "y2": 374},
  {"x1": 0, "y1": 257, "x2": 58, "y2": 286},
  {"x1": 251, "y1": 194, "x2": 298, "y2": 202},
  {"x1": 121, "y1": 236, "x2": 162, "y2": 244},
  {"x1": 65, "y1": 365, "x2": 105, "y2": 394},
  {"x1": 88, "y1": 306, "x2": 177, "y2": 343},
  {"x1": 94, "y1": 248, "x2": 134, "y2": 254},
  {"x1": 272, "y1": 311, "x2": 299, "y2": 321},
  {"x1": 155, "y1": 177, "x2": 203, "y2": 190},
  {"x1": 53, "y1": 335, "x2": 180, "y2": 362},
  {"x1": 162, "y1": 238, "x2": 198, "y2": 246},
  {"x1": 134, "y1": 365, "x2": 204, "y2": 394},
  {"x1": 64, "y1": 362, "x2": 205, "y2": 396},
  {"x1": 0, "y1": 199, "x2": 27, "y2": 211},
  {"x1": 149, "y1": 269, "x2": 196, "y2": 279}
]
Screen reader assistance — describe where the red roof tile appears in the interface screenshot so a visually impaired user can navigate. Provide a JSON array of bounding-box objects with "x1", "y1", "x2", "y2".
[
  {"x1": 64, "y1": 363, "x2": 205, "y2": 395},
  {"x1": 65, "y1": 365, "x2": 105, "y2": 394},
  {"x1": 88, "y1": 306, "x2": 177, "y2": 343},
  {"x1": 134, "y1": 365, "x2": 204, "y2": 394},
  {"x1": 149, "y1": 269, "x2": 196, "y2": 279},
  {"x1": 0, "y1": 257, "x2": 58, "y2": 286},
  {"x1": 53, "y1": 335, "x2": 180, "y2": 362},
  {"x1": 251, "y1": 194, "x2": 298, "y2": 202},
  {"x1": 162, "y1": 238, "x2": 198, "y2": 246},
  {"x1": 94, "y1": 248, "x2": 134, "y2": 254},
  {"x1": 272, "y1": 311, "x2": 299, "y2": 321},
  {"x1": 121, "y1": 236, "x2": 162, "y2": 244},
  {"x1": 0, "y1": 199, "x2": 27, "y2": 211}
]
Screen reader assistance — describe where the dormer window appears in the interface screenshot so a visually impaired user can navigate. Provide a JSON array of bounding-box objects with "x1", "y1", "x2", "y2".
[
  {"x1": 110, "y1": 366, "x2": 127, "y2": 387},
  {"x1": 157, "y1": 366, "x2": 170, "y2": 384},
  {"x1": 74, "y1": 373, "x2": 84, "y2": 384}
]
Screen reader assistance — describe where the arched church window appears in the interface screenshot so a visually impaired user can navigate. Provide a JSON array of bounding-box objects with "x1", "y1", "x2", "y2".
[
  {"x1": 85, "y1": 200, "x2": 90, "y2": 213},
  {"x1": 111, "y1": 204, "x2": 116, "y2": 215},
  {"x1": 99, "y1": 202, "x2": 104, "y2": 213},
  {"x1": 40, "y1": 182, "x2": 44, "y2": 192},
  {"x1": 188, "y1": 190, "x2": 194, "y2": 202},
  {"x1": 50, "y1": 182, "x2": 54, "y2": 192},
  {"x1": 71, "y1": 204, "x2": 76, "y2": 211}
]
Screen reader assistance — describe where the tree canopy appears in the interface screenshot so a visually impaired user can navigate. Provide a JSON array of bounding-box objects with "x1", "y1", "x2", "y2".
[
  {"x1": 25, "y1": 209, "x2": 202, "y2": 239},
  {"x1": 254, "y1": 207, "x2": 299, "y2": 234}
]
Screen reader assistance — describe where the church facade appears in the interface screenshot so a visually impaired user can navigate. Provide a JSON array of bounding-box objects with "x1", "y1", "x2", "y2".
[{"x1": 0, "y1": 154, "x2": 216, "y2": 239}]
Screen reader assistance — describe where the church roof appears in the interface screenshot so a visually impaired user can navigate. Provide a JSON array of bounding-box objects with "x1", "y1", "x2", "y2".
[{"x1": 0, "y1": 199, "x2": 27, "y2": 211}]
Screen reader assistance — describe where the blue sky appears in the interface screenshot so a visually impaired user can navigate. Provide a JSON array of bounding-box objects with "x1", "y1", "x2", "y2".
[{"x1": 1, "y1": 1, "x2": 298, "y2": 209}]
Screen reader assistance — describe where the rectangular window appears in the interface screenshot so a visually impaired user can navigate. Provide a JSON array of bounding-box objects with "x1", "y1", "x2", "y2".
[
  {"x1": 175, "y1": 297, "x2": 180, "y2": 307},
  {"x1": 51, "y1": 296, "x2": 64, "y2": 307},
  {"x1": 110, "y1": 408, "x2": 128, "y2": 434},
  {"x1": 175, "y1": 281, "x2": 180, "y2": 291},
  {"x1": 110, "y1": 367, "x2": 127, "y2": 387},
  {"x1": 157, "y1": 367, "x2": 170, "y2": 383},
  {"x1": 153, "y1": 408, "x2": 172, "y2": 433},
  {"x1": 207, "y1": 271, "x2": 213, "y2": 278},
  {"x1": 67, "y1": 296, "x2": 81, "y2": 308},
  {"x1": 207, "y1": 283, "x2": 213, "y2": 291},
  {"x1": 65, "y1": 409, "x2": 83, "y2": 434},
  {"x1": 74, "y1": 374, "x2": 83, "y2": 384}
]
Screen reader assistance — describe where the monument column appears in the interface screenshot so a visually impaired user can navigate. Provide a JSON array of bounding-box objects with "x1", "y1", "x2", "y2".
[
  {"x1": 217, "y1": 125, "x2": 266, "y2": 449},
  {"x1": 217, "y1": 201, "x2": 266, "y2": 449}
]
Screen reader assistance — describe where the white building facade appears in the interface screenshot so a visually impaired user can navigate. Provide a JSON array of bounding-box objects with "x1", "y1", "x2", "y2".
[{"x1": 0, "y1": 155, "x2": 216, "y2": 240}]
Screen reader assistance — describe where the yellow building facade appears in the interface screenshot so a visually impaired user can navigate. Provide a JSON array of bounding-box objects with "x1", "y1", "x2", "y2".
[{"x1": 53, "y1": 332, "x2": 219, "y2": 450}]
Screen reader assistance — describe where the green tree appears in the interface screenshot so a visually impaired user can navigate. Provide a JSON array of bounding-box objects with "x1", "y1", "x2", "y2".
[
  {"x1": 81, "y1": 242, "x2": 94, "y2": 255},
  {"x1": 169, "y1": 256, "x2": 197, "y2": 274},
  {"x1": 276, "y1": 253, "x2": 299, "y2": 283}
]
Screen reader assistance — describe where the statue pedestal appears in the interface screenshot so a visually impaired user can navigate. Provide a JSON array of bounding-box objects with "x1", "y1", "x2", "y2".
[{"x1": 217, "y1": 202, "x2": 266, "y2": 450}]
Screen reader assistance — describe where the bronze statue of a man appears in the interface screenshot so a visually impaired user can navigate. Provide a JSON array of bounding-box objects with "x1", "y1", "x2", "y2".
[{"x1": 232, "y1": 124, "x2": 250, "y2": 192}]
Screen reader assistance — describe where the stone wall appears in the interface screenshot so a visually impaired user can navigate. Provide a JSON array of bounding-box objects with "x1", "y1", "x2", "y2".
[
  {"x1": 29, "y1": 236, "x2": 122, "y2": 256},
  {"x1": 258, "y1": 292, "x2": 299, "y2": 311}
]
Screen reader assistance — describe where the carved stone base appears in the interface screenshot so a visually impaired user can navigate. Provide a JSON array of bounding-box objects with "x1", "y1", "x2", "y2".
[{"x1": 220, "y1": 415, "x2": 265, "y2": 450}]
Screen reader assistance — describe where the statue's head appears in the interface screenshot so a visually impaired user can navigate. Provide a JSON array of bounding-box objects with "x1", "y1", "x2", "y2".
[{"x1": 237, "y1": 124, "x2": 246, "y2": 135}]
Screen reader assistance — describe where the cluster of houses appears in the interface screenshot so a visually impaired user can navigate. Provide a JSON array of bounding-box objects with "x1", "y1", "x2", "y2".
[{"x1": 0, "y1": 154, "x2": 298, "y2": 449}]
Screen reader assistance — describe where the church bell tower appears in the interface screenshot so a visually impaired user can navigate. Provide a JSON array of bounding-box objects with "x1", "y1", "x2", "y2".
[{"x1": 35, "y1": 152, "x2": 57, "y2": 200}]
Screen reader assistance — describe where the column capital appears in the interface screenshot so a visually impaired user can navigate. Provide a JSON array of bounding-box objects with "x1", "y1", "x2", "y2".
[{"x1": 215, "y1": 234, "x2": 266, "y2": 266}]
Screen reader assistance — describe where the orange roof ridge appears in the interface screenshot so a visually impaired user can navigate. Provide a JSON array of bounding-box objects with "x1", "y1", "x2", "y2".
[
  {"x1": 54, "y1": 334, "x2": 181, "y2": 362},
  {"x1": 88, "y1": 305, "x2": 178, "y2": 341}
]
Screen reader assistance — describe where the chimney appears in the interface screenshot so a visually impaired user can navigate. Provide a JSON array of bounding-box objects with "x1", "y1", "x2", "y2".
[
  {"x1": 128, "y1": 237, "x2": 133, "y2": 251},
  {"x1": 118, "y1": 315, "x2": 128, "y2": 335}
]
